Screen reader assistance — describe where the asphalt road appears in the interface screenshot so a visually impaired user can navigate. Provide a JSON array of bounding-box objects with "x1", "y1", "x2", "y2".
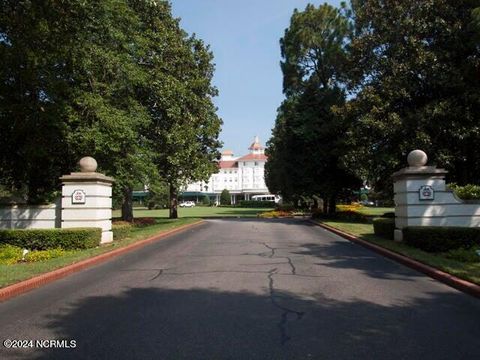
[{"x1": 1, "y1": 218, "x2": 479, "y2": 360}]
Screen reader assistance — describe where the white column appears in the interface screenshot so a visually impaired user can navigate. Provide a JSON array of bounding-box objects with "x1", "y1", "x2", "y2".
[{"x1": 60, "y1": 157, "x2": 114, "y2": 244}]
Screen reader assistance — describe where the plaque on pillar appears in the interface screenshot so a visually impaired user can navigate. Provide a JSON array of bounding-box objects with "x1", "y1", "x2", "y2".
[{"x1": 419, "y1": 185, "x2": 435, "y2": 201}]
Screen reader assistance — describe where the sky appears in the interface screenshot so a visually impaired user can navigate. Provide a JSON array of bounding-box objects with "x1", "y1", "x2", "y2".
[{"x1": 170, "y1": 0, "x2": 342, "y2": 156}]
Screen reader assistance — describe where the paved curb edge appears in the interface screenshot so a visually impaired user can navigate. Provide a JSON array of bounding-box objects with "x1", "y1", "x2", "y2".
[
  {"x1": 0, "y1": 220, "x2": 205, "y2": 302},
  {"x1": 310, "y1": 220, "x2": 480, "y2": 299}
]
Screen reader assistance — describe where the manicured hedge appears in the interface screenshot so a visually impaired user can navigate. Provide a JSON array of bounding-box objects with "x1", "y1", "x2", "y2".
[
  {"x1": 403, "y1": 226, "x2": 480, "y2": 252},
  {"x1": 239, "y1": 200, "x2": 275, "y2": 208},
  {"x1": 112, "y1": 222, "x2": 133, "y2": 240},
  {"x1": 373, "y1": 218, "x2": 395, "y2": 240},
  {"x1": 0, "y1": 228, "x2": 101, "y2": 250}
]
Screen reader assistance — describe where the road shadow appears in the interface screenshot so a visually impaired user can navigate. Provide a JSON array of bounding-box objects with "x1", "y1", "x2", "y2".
[
  {"x1": 11, "y1": 287, "x2": 480, "y2": 360},
  {"x1": 293, "y1": 239, "x2": 427, "y2": 282}
]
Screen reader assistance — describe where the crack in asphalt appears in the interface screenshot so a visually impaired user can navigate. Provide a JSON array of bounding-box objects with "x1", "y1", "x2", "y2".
[
  {"x1": 120, "y1": 268, "x2": 166, "y2": 281},
  {"x1": 262, "y1": 242, "x2": 275, "y2": 258},
  {"x1": 259, "y1": 242, "x2": 306, "y2": 345},
  {"x1": 261, "y1": 243, "x2": 296, "y2": 276},
  {"x1": 267, "y1": 268, "x2": 305, "y2": 345},
  {"x1": 149, "y1": 269, "x2": 164, "y2": 281}
]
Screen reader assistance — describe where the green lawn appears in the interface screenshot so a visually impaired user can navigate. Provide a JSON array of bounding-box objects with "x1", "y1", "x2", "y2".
[
  {"x1": 113, "y1": 206, "x2": 273, "y2": 219},
  {"x1": 0, "y1": 218, "x2": 199, "y2": 288},
  {"x1": 355, "y1": 207, "x2": 394, "y2": 216},
  {"x1": 319, "y1": 220, "x2": 480, "y2": 285}
]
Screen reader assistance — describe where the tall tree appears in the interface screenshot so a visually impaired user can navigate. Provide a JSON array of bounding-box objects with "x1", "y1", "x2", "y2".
[
  {"x1": 345, "y1": 0, "x2": 480, "y2": 193},
  {"x1": 134, "y1": 2, "x2": 222, "y2": 219},
  {"x1": 0, "y1": 0, "x2": 157, "y2": 216},
  {"x1": 0, "y1": 0, "x2": 222, "y2": 222},
  {"x1": 266, "y1": 3, "x2": 361, "y2": 213}
]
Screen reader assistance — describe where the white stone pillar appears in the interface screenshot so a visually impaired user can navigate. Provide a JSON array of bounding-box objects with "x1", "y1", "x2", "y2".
[
  {"x1": 392, "y1": 150, "x2": 448, "y2": 241},
  {"x1": 60, "y1": 157, "x2": 114, "y2": 244}
]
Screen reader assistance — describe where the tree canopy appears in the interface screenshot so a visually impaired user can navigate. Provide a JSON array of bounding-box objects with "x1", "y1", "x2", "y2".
[
  {"x1": 266, "y1": 3, "x2": 361, "y2": 213},
  {"x1": 344, "y1": 0, "x2": 480, "y2": 192},
  {"x1": 267, "y1": 1, "x2": 480, "y2": 208},
  {"x1": 0, "y1": 0, "x2": 222, "y2": 220}
]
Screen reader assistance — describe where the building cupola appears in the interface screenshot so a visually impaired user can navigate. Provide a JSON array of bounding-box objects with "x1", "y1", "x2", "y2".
[{"x1": 248, "y1": 135, "x2": 264, "y2": 155}]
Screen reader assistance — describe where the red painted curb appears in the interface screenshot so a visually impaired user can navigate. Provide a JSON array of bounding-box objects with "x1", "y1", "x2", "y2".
[
  {"x1": 311, "y1": 220, "x2": 480, "y2": 299},
  {"x1": 0, "y1": 220, "x2": 205, "y2": 302}
]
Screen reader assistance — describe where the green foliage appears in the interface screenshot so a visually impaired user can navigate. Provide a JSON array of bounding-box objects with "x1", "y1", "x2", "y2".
[
  {"x1": 448, "y1": 183, "x2": 480, "y2": 200},
  {"x1": 239, "y1": 200, "x2": 275, "y2": 208},
  {"x1": 0, "y1": 244, "x2": 73, "y2": 265},
  {"x1": 266, "y1": 3, "x2": 361, "y2": 213},
  {"x1": 0, "y1": 244, "x2": 23, "y2": 265},
  {"x1": 335, "y1": 210, "x2": 368, "y2": 223},
  {"x1": 24, "y1": 248, "x2": 73, "y2": 263},
  {"x1": 403, "y1": 226, "x2": 480, "y2": 252},
  {"x1": 444, "y1": 247, "x2": 480, "y2": 263},
  {"x1": 112, "y1": 222, "x2": 133, "y2": 240},
  {"x1": 0, "y1": 228, "x2": 101, "y2": 250},
  {"x1": 0, "y1": 1, "x2": 221, "y2": 220},
  {"x1": 220, "y1": 189, "x2": 231, "y2": 205},
  {"x1": 344, "y1": 0, "x2": 480, "y2": 193},
  {"x1": 145, "y1": 181, "x2": 169, "y2": 210},
  {"x1": 373, "y1": 218, "x2": 395, "y2": 240},
  {"x1": 201, "y1": 195, "x2": 211, "y2": 206}
]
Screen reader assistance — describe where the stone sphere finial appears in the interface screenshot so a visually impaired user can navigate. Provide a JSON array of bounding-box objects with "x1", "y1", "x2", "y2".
[
  {"x1": 79, "y1": 156, "x2": 98, "y2": 173},
  {"x1": 407, "y1": 150, "x2": 428, "y2": 167}
]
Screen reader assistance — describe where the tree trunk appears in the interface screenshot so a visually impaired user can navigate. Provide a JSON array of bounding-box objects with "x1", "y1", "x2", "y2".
[
  {"x1": 312, "y1": 197, "x2": 319, "y2": 210},
  {"x1": 328, "y1": 194, "x2": 336, "y2": 215},
  {"x1": 121, "y1": 187, "x2": 134, "y2": 222},
  {"x1": 169, "y1": 183, "x2": 178, "y2": 219},
  {"x1": 322, "y1": 197, "x2": 328, "y2": 214}
]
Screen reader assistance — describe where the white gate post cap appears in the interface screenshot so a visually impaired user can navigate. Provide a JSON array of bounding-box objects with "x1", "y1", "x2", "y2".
[
  {"x1": 407, "y1": 150, "x2": 428, "y2": 167},
  {"x1": 79, "y1": 156, "x2": 98, "y2": 173}
]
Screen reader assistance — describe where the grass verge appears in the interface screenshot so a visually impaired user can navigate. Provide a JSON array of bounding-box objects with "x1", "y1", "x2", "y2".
[
  {"x1": 317, "y1": 220, "x2": 480, "y2": 285},
  {"x1": 113, "y1": 206, "x2": 273, "y2": 219},
  {"x1": 0, "y1": 218, "x2": 199, "y2": 288}
]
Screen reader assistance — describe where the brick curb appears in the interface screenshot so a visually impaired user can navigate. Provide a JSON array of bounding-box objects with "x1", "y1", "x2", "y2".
[
  {"x1": 310, "y1": 220, "x2": 480, "y2": 299},
  {"x1": 0, "y1": 220, "x2": 205, "y2": 302}
]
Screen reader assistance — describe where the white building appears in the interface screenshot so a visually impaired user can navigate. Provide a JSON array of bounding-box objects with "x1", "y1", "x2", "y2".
[{"x1": 182, "y1": 136, "x2": 273, "y2": 204}]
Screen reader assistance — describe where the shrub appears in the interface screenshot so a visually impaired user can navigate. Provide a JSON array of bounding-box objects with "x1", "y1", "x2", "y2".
[
  {"x1": 0, "y1": 244, "x2": 22, "y2": 265},
  {"x1": 448, "y1": 183, "x2": 480, "y2": 200},
  {"x1": 0, "y1": 244, "x2": 74, "y2": 265},
  {"x1": 258, "y1": 210, "x2": 292, "y2": 218},
  {"x1": 403, "y1": 226, "x2": 480, "y2": 252},
  {"x1": 276, "y1": 203, "x2": 295, "y2": 212},
  {"x1": 381, "y1": 212, "x2": 395, "y2": 218},
  {"x1": 336, "y1": 210, "x2": 369, "y2": 223},
  {"x1": 239, "y1": 200, "x2": 275, "y2": 208},
  {"x1": 112, "y1": 221, "x2": 133, "y2": 240},
  {"x1": 373, "y1": 218, "x2": 395, "y2": 240},
  {"x1": 0, "y1": 228, "x2": 101, "y2": 250},
  {"x1": 134, "y1": 217, "x2": 156, "y2": 227},
  {"x1": 201, "y1": 195, "x2": 211, "y2": 206},
  {"x1": 220, "y1": 189, "x2": 231, "y2": 205},
  {"x1": 337, "y1": 203, "x2": 363, "y2": 212},
  {"x1": 25, "y1": 248, "x2": 73, "y2": 262}
]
